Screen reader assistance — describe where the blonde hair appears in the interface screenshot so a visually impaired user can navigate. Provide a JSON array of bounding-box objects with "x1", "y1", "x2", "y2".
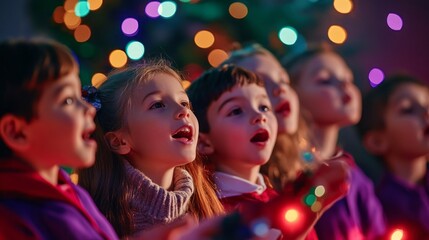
[{"x1": 78, "y1": 59, "x2": 224, "y2": 237}]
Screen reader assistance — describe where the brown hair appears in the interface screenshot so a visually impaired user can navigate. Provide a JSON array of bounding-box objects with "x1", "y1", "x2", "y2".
[
  {"x1": 221, "y1": 43, "x2": 312, "y2": 190},
  {"x1": 186, "y1": 64, "x2": 264, "y2": 133},
  {"x1": 77, "y1": 60, "x2": 224, "y2": 237},
  {"x1": 0, "y1": 38, "x2": 78, "y2": 158}
]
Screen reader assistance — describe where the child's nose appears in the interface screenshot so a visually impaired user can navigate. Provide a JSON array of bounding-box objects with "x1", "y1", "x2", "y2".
[
  {"x1": 176, "y1": 105, "x2": 190, "y2": 119},
  {"x1": 251, "y1": 112, "x2": 267, "y2": 124}
]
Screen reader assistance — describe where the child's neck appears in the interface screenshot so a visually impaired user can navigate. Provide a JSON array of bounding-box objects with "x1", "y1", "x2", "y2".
[
  {"x1": 132, "y1": 161, "x2": 175, "y2": 189},
  {"x1": 39, "y1": 166, "x2": 60, "y2": 185},
  {"x1": 386, "y1": 155, "x2": 427, "y2": 186},
  {"x1": 312, "y1": 124, "x2": 339, "y2": 160},
  {"x1": 217, "y1": 164, "x2": 260, "y2": 184}
]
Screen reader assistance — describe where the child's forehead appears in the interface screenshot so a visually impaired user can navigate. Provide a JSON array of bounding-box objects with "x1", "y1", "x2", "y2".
[{"x1": 388, "y1": 83, "x2": 429, "y2": 102}]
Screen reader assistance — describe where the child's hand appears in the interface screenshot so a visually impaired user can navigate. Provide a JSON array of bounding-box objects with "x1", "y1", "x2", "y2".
[{"x1": 239, "y1": 158, "x2": 350, "y2": 239}]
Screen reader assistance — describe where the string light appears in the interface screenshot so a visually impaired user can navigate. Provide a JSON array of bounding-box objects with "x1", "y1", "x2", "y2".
[
  {"x1": 368, "y1": 68, "x2": 384, "y2": 87},
  {"x1": 91, "y1": 73, "x2": 107, "y2": 87},
  {"x1": 194, "y1": 30, "x2": 215, "y2": 49},
  {"x1": 387, "y1": 13, "x2": 403, "y2": 31},
  {"x1": 229, "y1": 2, "x2": 248, "y2": 19},
  {"x1": 208, "y1": 49, "x2": 228, "y2": 67},
  {"x1": 278, "y1": 26, "x2": 298, "y2": 45},
  {"x1": 109, "y1": 49, "x2": 128, "y2": 68},
  {"x1": 328, "y1": 25, "x2": 347, "y2": 44}
]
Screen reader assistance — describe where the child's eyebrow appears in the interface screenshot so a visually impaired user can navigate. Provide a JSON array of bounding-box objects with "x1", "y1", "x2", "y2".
[
  {"x1": 142, "y1": 91, "x2": 160, "y2": 103},
  {"x1": 52, "y1": 82, "x2": 76, "y2": 97},
  {"x1": 218, "y1": 97, "x2": 240, "y2": 113},
  {"x1": 218, "y1": 94, "x2": 268, "y2": 112}
]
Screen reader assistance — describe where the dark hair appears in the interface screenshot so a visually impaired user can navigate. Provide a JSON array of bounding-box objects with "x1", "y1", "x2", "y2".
[
  {"x1": 78, "y1": 60, "x2": 224, "y2": 237},
  {"x1": 357, "y1": 74, "x2": 428, "y2": 138},
  {"x1": 0, "y1": 38, "x2": 78, "y2": 158},
  {"x1": 186, "y1": 64, "x2": 264, "y2": 133}
]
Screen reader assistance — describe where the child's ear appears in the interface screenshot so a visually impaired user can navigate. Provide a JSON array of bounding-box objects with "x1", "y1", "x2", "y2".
[
  {"x1": 0, "y1": 114, "x2": 29, "y2": 152},
  {"x1": 362, "y1": 130, "x2": 388, "y2": 156},
  {"x1": 197, "y1": 133, "x2": 214, "y2": 155},
  {"x1": 105, "y1": 131, "x2": 131, "y2": 155}
]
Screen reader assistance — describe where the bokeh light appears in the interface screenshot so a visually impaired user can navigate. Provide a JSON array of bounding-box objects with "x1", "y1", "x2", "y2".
[
  {"x1": 91, "y1": 73, "x2": 107, "y2": 87},
  {"x1": 64, "y1": 0, "x2": 78, "y2": 12},
  {"x1": 53, "y1": 6, "x2": 65, "y2": 24},
  {"x1": 109, "y1": 49, "x2": 128, "y2": 68},
  {"x1": 229, "y1": 2, "x2": 248, "y2": 19},
  {"x1": 279, "y1": 26, "x2": 298, "y2": 45},
  {"x1": 315, "y1": 185, "x2": 326, "y2": 197},
  {"x1": 304, "y1": 194, "x2": 317, "y2": 206},
  {"x1": 390, "y1": 229, "x2": 404, "y2": 240},
  {"x1": 194, "y1": 30, "x2": 215, "y2": 48},
  {"x1": 158, "y1": 1, "x2": 177, "y2": 18},
  {"x1": 88, "y1": 0, "x2": 103, "y2": 11},
  {"x1": 64, "y1": 11, "x2": 81, "y2": 29},
  {"x1": 387, "y1": 13, "x2": 403, "y2": 31},
  {"x1": 146, "y1": 1, "x2": 161, "y2": 18},
  {"x1": 328, "y1": 25, "x2": 347, "y2": 44},
  {"x1": 333, "y1": 0, "x2": 353, "y2": 14},
  {"x1": 121, "y1": 18, "x2": 139, "y2": 36},
  {"x1": 311, "y1": 201, "x2": 322, "y2": 212},
  {"x1": 368, "y1": 68, "x2": 384, "y2": 87},
  {"x1": 181, "y1": 80, "x2": 191, "y2": 89},
  {"x1": 75, "y1": 1, "x2": 90, "y2": 17},
  {"x1": 208, "y1": 49, "x2": 228, "y2": 67},
  {"x1": 284, "y1": 209, "x2": 299, "y2": 223},
  {"x1": 183, "y1": 63, "x2": 204, "y2": 81},
  {"x1": 251, "y1": 219, "x2": 270, "y2": 237},
  {"x1": 126, "y1": 41, "x2": 145, "y2": 60},
  {"x1": 74, "y1": 24, "x2": 91, "y2": 42}
]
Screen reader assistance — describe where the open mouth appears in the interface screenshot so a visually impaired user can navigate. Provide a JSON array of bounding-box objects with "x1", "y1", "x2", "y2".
[
  {"x1": 172, "y1": 125, "x2": 193, "y2": 143},
  {"x1": 250, "y1": 129, "x2": 269, "y2": 144},
  {"x1": 275, "y1": 101, "x2": 291, "y2": 116},
  {"x1": 82, "y1": 127, "x2": 97, "y2": 147}
]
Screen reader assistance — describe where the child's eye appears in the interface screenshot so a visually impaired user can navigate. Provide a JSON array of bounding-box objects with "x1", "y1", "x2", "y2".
[
  {"x1": 181, "y1": 101, "x2": 191, "y2": 109},
  {"x1": 260, "y1": 105, "x2": 271, "y2": 112},
  {"x1": 227, "y1": 108, "x2": 243, "y2": 116},
  {"x1": 149, "y1": 101, "x2": 166, "y2": 109},
  {"x1": 63, "y1": 97, "x2": 75, "y2": 106}
]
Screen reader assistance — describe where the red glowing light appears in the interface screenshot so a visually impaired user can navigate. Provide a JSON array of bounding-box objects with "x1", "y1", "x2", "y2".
[{"x1": 390, "y1": 228, "x2": 404, "y2": 240}]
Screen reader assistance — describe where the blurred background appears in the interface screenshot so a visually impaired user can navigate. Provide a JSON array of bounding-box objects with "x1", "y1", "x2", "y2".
[{"x1": 1, "y1": 0, "x2": 428, "y2": 181}]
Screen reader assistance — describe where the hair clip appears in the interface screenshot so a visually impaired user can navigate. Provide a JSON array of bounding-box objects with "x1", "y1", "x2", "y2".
[{"x1": 82, "y1": 85, "x2": 101, "y2": 111}]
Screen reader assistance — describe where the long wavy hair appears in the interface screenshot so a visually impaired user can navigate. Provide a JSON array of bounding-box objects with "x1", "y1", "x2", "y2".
[{"x1": 77, "y1": 60, "x2": 224, "y2": 237}]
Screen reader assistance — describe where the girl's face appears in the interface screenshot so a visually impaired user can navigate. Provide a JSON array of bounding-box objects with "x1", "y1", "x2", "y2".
[
  {"x1": 25, "y1": 71, "x2": 97, "y2": 169},
  {"x1": 203, "y1": 83, "x2": 278, "y2": 174},
  {"x1": 123, "y1": 73, "x2": 199, "y2": 170},
  {"x1": 382, "y1": 83, "x2": 429, "y2": 158},
  {"x1": 237, "y1": 54, "x2": 299, "y2": 135},
  {"x1": 294, "y1": 52, "x2": 361, "y2": 127}
]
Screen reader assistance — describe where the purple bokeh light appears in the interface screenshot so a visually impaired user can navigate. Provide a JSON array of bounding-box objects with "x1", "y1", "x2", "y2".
[
  {"x1": 145, "y1": 1, "x2": 161, "y2": 18},
  {"x1": 368, "y1": 68, "x2": 385, "y2": 87},
  {"x1": 121, "y1": 18, "x2": 139, "y2": 36},
  {"x1": 387, "y1": 13, "x2": 403, "y2": 31}
]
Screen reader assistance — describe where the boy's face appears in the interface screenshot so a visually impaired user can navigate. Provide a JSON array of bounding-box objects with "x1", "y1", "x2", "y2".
[
  {"x1": 121, "y1": 73, "x2": 199, "y2": 171},
  {"x1": 25, "y1": 71, "x2": 97, "y2": 169},
  {"x1": 382, "y1": 83, "x2": 429, "y2": 158},
  {"x1": 294, "y1": 52, "x2": 361, "y2": 127},
  {"x1": 202, "y1": 83, "x2": 277, "y2": 174},
  {"x1": 237, "y1": 54, "x2": 299, "y2": 135}
]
